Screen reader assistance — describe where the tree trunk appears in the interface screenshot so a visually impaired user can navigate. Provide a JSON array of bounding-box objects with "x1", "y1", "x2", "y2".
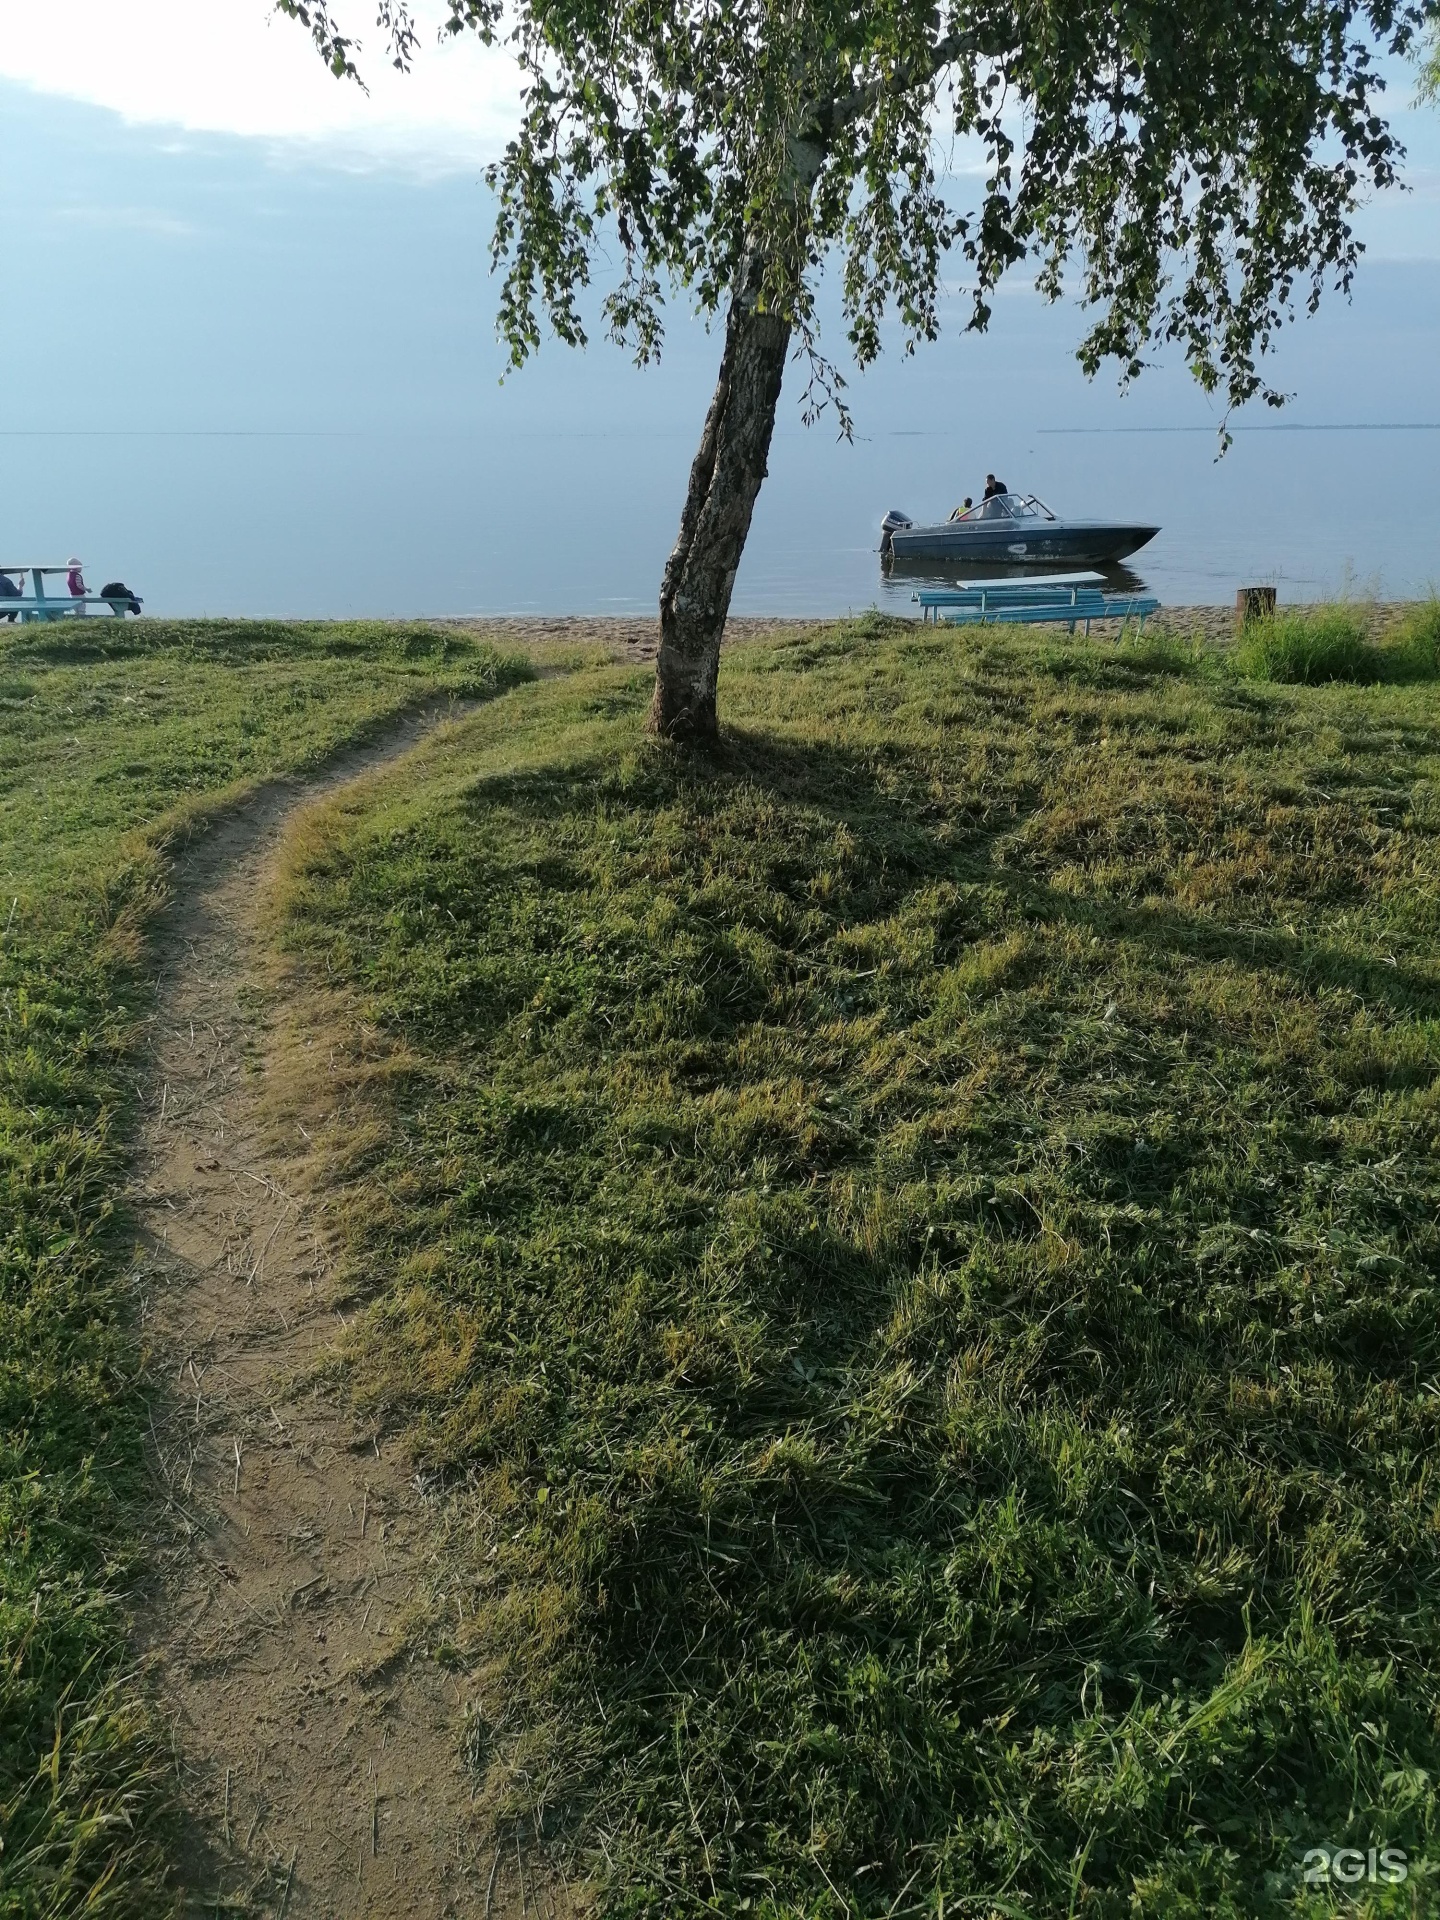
[{"x1": 650, "y1": 254, "x2": 791, "y2": 741}]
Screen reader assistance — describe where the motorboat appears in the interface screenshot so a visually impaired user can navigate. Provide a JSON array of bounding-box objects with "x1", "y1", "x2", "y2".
[{"x1": 880, "y1": 493, "x2": 1159, "y2": 568}]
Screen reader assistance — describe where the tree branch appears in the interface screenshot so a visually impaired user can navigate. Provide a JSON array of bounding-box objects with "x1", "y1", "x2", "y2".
[{"x1": 818, "y1": 25, "x2": 978, "y2": 143}]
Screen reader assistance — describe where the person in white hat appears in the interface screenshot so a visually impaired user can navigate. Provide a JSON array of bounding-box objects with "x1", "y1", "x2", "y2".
[{"x1": 66, "y1": 557, "x2": 88, "y2": 599}]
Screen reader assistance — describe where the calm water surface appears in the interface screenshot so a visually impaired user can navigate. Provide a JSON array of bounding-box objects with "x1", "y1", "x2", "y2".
[
  {"x1": 2, "y1": 87, "x2": 1435, "y2": 621},
  {"x1": 5, "y1": 420, "x2": 1437, "y2": 622}
]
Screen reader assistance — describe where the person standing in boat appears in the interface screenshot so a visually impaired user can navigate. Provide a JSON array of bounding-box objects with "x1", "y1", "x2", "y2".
[{"x1": 982, "y1": 473, "x2": 1009, "y2": 500}]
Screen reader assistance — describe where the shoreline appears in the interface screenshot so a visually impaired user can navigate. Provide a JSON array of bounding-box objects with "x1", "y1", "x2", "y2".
[
  {"x1": 7, "y1": 605, "x2": 1426, "y2": 661},
  {"x1": 437, "y1": 601, "x2": 1427, "y2": 661}
]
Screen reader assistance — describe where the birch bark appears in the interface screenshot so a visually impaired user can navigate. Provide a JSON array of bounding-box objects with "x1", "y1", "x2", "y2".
[{"x1": 651, "y1": 251, "x2": 792, "y2": 740}]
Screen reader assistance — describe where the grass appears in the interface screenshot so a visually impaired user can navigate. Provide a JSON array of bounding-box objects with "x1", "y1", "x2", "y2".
[
  {"x1": 1391, "y1": 599, "x2": 1440, "y2": 681},
  {"x1": 1233, "y1": 607, "x2": 1379, "y2": 684},
  {"x1": 1234, "y1": 600, "x2": 1440, "y2": 687},
  {"x1": 0, "y1": 619, "x2": 527, "y2": 1917},
  {"x1": 271, "y1": 617, "x2": 1440, "y2": 1918}
]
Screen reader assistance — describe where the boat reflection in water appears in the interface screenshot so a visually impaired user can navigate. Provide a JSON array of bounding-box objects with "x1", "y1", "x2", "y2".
[{"x1": 881, "y1": 552, "x2": 1151, "y2": 600}]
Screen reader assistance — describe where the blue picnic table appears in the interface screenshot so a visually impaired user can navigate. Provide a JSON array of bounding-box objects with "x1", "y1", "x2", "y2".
[
  {"x1": 0, "y1": 564, "x2": 140, "y2": 622},
  {"x1": 915, "y1": 580, "x2": 1159, "y2": 634}
]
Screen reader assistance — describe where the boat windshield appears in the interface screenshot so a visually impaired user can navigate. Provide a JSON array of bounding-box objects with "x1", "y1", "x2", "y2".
[{"x1": 974, "y1": 493, "x2": 1055, "y2": 522}]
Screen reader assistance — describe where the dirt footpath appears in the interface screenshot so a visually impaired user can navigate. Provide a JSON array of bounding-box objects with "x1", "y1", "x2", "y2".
[{"x1": 131, "y1": 706, "x2": 542, "y2": 1919}]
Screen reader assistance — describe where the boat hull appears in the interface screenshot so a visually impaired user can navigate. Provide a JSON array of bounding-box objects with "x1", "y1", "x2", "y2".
[{"x1": 887, "y1": 521, "x2": 1158, "y2": 566}]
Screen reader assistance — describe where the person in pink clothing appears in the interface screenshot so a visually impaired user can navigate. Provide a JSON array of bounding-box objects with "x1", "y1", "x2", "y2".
[{"x1": 66, "y1": 557, "x2": 87, "y2": 597}]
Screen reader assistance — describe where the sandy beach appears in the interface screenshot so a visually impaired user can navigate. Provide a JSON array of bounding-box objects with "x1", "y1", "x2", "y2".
[{"x1": 442, "y1": 601, "x2": 1426, "y2": 662}]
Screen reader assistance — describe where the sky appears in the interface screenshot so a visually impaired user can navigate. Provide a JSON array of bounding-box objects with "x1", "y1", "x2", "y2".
[
  {"x1": 0, "y1": 4, "x2": 1435, "y2": 614},
  {"x1": 0, "y1": 0, "x2": 1435, "y2": 218}
]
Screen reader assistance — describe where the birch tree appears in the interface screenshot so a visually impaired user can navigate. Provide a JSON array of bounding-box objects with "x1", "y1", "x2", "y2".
[{"x1": 281, "y1": 0, "x2": 1433, "y2": 737}]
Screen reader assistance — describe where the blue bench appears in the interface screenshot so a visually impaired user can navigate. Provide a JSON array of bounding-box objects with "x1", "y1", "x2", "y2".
[
  {"x1": 1, "y1": 597, "x2": 135, "y2": 622},
  {"x1": 915, "y1": 583, "x2": 1159, "y2": 634},
  {"x1": 0, "y1": 563, "x2": 138, "y2": 623}
]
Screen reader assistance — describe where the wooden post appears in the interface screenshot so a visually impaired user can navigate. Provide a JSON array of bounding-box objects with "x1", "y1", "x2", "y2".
[{"x1": 1236, "y1": 586, "x2": 1277, "y2": 626}]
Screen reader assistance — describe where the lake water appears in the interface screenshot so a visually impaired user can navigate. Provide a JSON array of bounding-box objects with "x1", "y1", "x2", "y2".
[
  {"x1": 8, "y1": 417, "x2": 1436, "y2": 622},
  {"x1": 2, "y1": 84, "x2": 1436, "y2": 622}
]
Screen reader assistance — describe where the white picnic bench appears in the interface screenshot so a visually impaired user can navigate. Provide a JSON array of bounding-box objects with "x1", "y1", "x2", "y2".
[{"x1": 0, "y1": 564, "x2": 136, "y2": 621}]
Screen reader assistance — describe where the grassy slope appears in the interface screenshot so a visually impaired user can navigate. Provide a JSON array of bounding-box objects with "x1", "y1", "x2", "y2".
[
  {"x1": 276, "y1": 620, "x2": 1440, "y2": 1918},
  {"x1": 0, "y1": 620, "x2": 526, "y2": 1917}
]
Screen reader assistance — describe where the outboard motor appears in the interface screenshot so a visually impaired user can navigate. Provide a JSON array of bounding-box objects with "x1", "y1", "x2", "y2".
[{"x1": 879, "y1": 509, "x2": 912, "y2": 559}]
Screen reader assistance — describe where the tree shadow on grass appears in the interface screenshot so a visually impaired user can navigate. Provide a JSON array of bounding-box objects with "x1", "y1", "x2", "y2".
[
  {"x1": 449, "y1": 715, "x2": 1440, "y2": 1496},
  {"x1": 463, "y1": 721, "x2": 1440, "y2": 1019},
  {"x1": 422, "y1": 719, "x2": 1440, "y2": 1900},
  {"x1": 723, "y1": 726, "x2": 1439, "y2": 1014}
]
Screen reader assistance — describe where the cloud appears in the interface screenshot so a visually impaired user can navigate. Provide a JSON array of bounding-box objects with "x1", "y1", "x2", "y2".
[{"x1": 0, "y1": 0, "x2": 520, "y2": 169}]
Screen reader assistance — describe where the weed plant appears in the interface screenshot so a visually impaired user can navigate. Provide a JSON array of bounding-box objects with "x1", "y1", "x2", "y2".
[
  {"x1": 1234, "y1": 599, "x2": 1440, "y2": 689},
  {"x1": 1391, "y1": 598, "x2": 1440, "y2": 681},
  {"x1": 1234, "y1": 606, "x2": 1379, "y2": 684},
  {"x1": 0, "y1": 620, "x2": 525, "y2": 1916},
  {"x1": 279, "y1": 622, "x2": 1440, "y2": 1918}
]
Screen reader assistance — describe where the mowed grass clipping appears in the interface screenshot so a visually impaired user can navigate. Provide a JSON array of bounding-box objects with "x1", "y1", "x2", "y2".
[
  {"x1": 0, "y1": 620, "x2": 526, "y2": 1917},
  {"x1": 278, "y1": 619, "x2": 1440, "y2": 1918}
]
